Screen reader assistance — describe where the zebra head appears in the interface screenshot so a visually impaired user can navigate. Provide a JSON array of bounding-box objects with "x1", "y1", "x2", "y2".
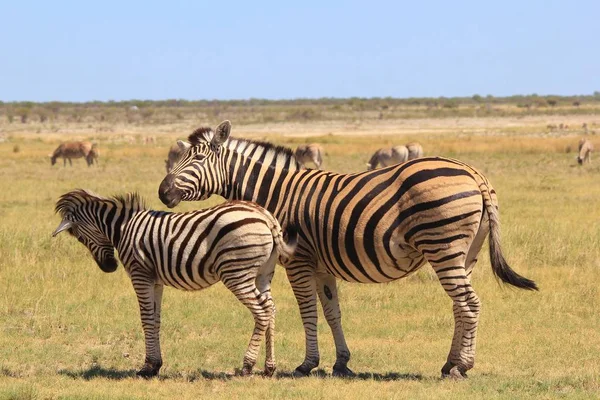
[
  {"x1": 158, "y1": 120, "x2": 231, "y2": 208},
  {"x1": 52, "y1": 190, "x2": 119, "y2": 273}
]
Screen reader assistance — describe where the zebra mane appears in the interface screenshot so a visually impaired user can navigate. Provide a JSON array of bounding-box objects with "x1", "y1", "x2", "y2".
[
  {"x1": 55, "y1": 189, "x2": 146, "y2": 218},
  {"x1": 187, "y1": 126, "x2": 302, "y2": 170}
]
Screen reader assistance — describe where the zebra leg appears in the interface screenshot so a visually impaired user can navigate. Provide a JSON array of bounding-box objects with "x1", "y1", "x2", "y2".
[
  {"x1": 133, "y1": 281, "x2": 163, "y2": 378},
  {"x1": 152, "y1": 284, "x2": 164, "y2": 369},
  {"x1": 222, "y1": 278, "x2": 274, "y2": 376},
  {"x1": 255, "y1": 253, "x2": 277, "y2": 377},
  {"x1": 316, "y1": 273, "x2": 354, "y2": 377},
  {"x1": 68, "y1": 158, "x2": 72, "y2": 167},
  {"x1": 432, "y1": 252, "x2": 481, "y2": 379},
  {"x1": 286, "y1": 263, "x2": 320, "y2": 377}
]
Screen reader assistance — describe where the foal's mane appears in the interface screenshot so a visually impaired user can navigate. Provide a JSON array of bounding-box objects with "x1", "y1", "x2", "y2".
[{"x1": 55, "y1": 189, "x2": 146, "y2": 218}]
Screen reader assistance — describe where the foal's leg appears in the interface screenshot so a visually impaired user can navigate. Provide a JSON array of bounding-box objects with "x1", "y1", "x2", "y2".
[
  {"x1": 222, "y1": 270, "x2": 274, "y2": 376},
  {"x1": 255, "y1": 252, "x2": 277, "y2": 376},
  {"x1": 132, "y1": 279, "x2": 162, "y2": 378}
]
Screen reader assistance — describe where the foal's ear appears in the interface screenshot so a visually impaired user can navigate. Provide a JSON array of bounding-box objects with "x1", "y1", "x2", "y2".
[
  {"x1": 177, "y1": 140, "x2": 191, "y2": 152},
  {"x1": 211, "y1": 120, "x2": 231, "y2": 147},
  {"x1": 52, "y1": 219, "x2": 74, "y2": 237}
]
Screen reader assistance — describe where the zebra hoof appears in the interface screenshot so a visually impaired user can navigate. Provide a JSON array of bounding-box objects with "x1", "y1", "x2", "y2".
[
  {"x1": 263, "y1": 364, "x2": 276, "y2": 377},
  {"x1": 441, "y1": 362, "x2": 467, "y2": 379},
  {"x1": 292, "y1": 365, "x2": 312, "y2": 378},
  {"x1": 332, "y1": 364, "x2": 355, "y2": 378},
  {"x1": 241, "y1": 365, "x2": 254, "y2": 376},
  {"x1": 136, "y1": 366, "x2": 160, "y2": 379}
]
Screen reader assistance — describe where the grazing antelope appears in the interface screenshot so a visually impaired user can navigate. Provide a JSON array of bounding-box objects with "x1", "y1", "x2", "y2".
[
  {"x1": 294, "y1": 144, "x2": 325, "y2": 169},
  {"x1": 53, "y1": 190, "x2": 296, "y2": 377},
  {"x1": 50, "y1": 141, "x2": 95, "y2": 167},
  {"x1": 366, "y1": 146, "x2": 409, "y2": 170},
  {"x1": 159, "y1": 121, "x2": 537, "y2": 379},
  {"x1": 577, "y1": 139, "x2": 593, "y2": 165},
  {"x1": 165, "y1": 143, "x2": 184, "y2": 173}
]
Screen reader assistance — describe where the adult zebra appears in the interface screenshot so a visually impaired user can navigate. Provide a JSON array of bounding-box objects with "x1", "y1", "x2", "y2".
[
  {"x1": 52, "y1": 189, "x2": 296, "y2": 377},
  {"x1": 158, "y1": 121, "x2": 538, "y2": 379}
]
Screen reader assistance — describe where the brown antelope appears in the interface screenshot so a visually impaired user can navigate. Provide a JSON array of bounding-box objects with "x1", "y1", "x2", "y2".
[
  {"x1": 577, "y1": 139, "x2": 593, "y2": 165},
  {"x1": 165, "y1": 143, "x2": 184, "y2": 173},
  {"x1": 50, "y1": 141, "x2": 96, "y2": 167},
  {"x1": 294, "y1": 144, "x2": 324, "y2": 169}
]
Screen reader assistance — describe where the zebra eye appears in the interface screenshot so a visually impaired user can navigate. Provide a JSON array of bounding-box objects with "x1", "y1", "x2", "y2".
[{"x1": 195, "y1": 154, "x2": 206, "y2": 161}]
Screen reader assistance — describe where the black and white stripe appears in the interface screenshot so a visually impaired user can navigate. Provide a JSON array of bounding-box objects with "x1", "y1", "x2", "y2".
[
  {"x1": 158, "y1": 120, "x2": 537, "y2": 378},
  {"x1": 53, "y1": 189, "x2": 296, "y2": 377}
]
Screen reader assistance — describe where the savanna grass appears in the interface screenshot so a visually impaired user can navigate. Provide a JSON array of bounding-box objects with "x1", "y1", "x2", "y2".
[{"x1": 0, "y1": 129, "x2": 598, "y2": 399}]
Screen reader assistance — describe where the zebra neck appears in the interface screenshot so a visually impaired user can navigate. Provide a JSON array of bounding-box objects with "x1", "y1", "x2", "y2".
[
  {"x1": 223, "y1": 149, "x2": 297, "y2": 215},
  {"x1": 97, "y1": 205, "x2": 136, "y2": 249}
]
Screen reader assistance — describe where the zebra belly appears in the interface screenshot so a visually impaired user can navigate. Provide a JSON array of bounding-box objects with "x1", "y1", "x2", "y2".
[{"x1": 315, "y1": 236, "x2": 427, "y2": 284}]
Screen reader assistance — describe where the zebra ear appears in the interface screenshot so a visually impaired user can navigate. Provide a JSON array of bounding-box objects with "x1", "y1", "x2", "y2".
[
  {"x1": 177, "y1": 140, "x2": 191, "y2": 152},
  {"x1": 52, "y1": 219, "x2": 74, "y2": 237},
  {"x1": 212, "y1": 120, "x2": 231, "y2": 147}
]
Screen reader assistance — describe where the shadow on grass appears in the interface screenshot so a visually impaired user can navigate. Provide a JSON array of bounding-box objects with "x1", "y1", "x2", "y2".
[
  {"x1": 59, "y1": 365, "x2": 137, "y2": 380},
  {"x1": 59, "y1": 365, "x2": 423, "y2": 382},
  {"x1": 275, "y1": 369, "x2": 423, "y2": 381}
]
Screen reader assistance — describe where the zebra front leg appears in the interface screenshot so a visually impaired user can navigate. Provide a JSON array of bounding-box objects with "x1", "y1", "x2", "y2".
[
  {"x1": 316, "y1": 273, "x2": 354, "y2": 377},
  {"x1": 286, "y1": 263, "x2": 320, "y2": 377},
  {"x1": 133, "y1": 281, "x2": 163, "y2": 378}
]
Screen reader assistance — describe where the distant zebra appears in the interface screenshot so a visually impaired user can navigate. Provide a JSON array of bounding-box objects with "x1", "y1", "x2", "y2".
[
  {"x1": 366, "y1": 145, "x2": 409, "y2": 170},
  {"x1": 50, "y1": 141, "x2": 95, "y2": 167},
  {"x1": 159, "y1": 121, "x2": 537, "y2": 379},
  {"x1": 405, "y1": 142, "x2": 424, "y2": 160},
  {"x1": 52, "y1": 190, "x2": 296, "y2": 377},
  {"x1": 295, "y1": 144, "x2": 324, "y2": 169},
  {"x1": 577, "y1": 138, "x2": 593, "y2": 165},
  {"x1": 165, "y1": 143, "x2": 184, "y2": 173}
]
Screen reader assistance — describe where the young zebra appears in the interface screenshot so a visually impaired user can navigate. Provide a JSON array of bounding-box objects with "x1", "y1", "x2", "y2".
[
  {"x1": 158, "y1": 121, "x2": 538, "y2": 379},
  {"x1": 52, "y1": 190, "x2": 296, "y2": 378}
]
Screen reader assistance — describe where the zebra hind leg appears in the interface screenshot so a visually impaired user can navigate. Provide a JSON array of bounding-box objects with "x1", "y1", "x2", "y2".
[
  {"x1": 255, "y1": 250, "x2": 278, "y2": 377},
  {"x1": 222, "y1": 274, "x2": 274, "y2": 377},
  {"x1": 430, "y1": 252, "x2": 481, "y2": 379}
]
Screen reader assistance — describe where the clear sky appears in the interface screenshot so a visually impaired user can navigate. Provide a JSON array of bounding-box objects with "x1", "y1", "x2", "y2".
[{"x1": 1, "y1": 0, "x2": 599, "y2": 102}]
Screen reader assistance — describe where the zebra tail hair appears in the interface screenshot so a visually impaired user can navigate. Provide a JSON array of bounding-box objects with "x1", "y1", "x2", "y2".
[{"x1": 484, "y1": 189, "x2": 538, "y2": 291}]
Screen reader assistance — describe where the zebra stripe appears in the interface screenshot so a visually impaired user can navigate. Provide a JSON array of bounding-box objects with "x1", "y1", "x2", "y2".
[
  {"x1": 53, "y1": 190, "x2": 296, "y2": 378},
  {"x1": 158, "y1": 120, "x2": 537, "y2": 379}
]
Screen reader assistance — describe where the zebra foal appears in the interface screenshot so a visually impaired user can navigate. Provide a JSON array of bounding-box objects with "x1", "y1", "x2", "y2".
[{"x1": 52, "y1": 190, "x2": 295, "y2": 377}]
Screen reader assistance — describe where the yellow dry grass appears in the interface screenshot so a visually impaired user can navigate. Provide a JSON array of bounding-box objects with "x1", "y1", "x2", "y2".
[{"x1": 0, "y1": 119, "x2": 599, "y2": 399}]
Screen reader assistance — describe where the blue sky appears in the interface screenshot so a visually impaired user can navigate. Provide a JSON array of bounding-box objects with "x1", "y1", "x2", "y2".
[{"x1": 1, "y1": 0, "x2": 599, "y2": 102}]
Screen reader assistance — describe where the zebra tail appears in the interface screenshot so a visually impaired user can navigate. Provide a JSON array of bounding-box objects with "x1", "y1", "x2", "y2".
[{"x1": 483, "y1": 186, "x2": 539, "y2": 291}]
